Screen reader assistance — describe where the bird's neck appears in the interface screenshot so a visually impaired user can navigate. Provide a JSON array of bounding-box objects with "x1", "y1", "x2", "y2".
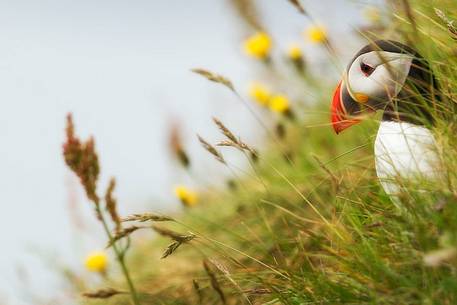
[{"x1": 381, "y1": 98, "x2": 434, "y2": 126}]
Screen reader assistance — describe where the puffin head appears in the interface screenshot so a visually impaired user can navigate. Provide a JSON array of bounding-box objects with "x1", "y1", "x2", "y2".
[{"x1": 331, "y1": 40, "x2": 437, "y2": 134}]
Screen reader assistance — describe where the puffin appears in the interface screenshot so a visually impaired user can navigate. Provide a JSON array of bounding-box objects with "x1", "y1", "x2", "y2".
[{"x1": 330, "y1": 40, "x2": 443, "y2": 202}]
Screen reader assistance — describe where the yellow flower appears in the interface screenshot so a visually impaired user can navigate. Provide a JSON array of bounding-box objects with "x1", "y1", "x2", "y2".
[
  {"x1": 363, "y1": 6, "x2": 381, "y2": 24},
  {"x1": 269, "y1": 94, "x2": 290, "y2": 114},
  {"x1": 249, "y1": 82, "x2": 271, "y2": 106},
  {"x1": 174, "y1": 185, "x2": 198, "y2": 207},
  {"x1": 305, "y1": 26, "x2": 327, "y2": 44},
  {"x1": 244, "y1": 32, "x2": 272, "y2": 59},
  {"x1": 85, "y1": 251, "x2": 108, "y2": 273},
  {"x1": 287, "y1": 44, "x2": 302, "y2": 60}
]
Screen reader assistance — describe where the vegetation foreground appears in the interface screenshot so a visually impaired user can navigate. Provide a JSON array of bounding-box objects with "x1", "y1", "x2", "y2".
[{"x1": 64, "y1": 1, "x2": 457, "y2": 304}]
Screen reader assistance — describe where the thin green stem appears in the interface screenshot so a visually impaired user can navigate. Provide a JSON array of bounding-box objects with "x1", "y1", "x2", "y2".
[{"x1": 96, "y1": 205, "x2": 141, "y2": 305}]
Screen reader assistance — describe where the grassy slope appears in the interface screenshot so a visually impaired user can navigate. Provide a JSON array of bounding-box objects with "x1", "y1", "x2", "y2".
[{"x1": 84, "y1": 1, "x2": 457, "y2": 304}]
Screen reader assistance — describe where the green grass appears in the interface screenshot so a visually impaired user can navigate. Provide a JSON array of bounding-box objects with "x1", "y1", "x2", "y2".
[{"x1": 80, "y1": 1, "x2": 457, "y2": 304}]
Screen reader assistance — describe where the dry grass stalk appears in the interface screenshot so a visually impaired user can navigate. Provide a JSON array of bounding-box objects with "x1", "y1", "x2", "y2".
[
  {"x1": 105, "y1": 178, "x2": 121, "y2": 232},
  {"x1": 435, "y1": 8, "x2": 457, "y2": 40},
  {"x1": 107, "y1": 226, "x2": 141, "y2": 248},
  {"x1": 151, "y1": 225, "x2": 196, "y2": 243},
  {"x1": 312, "y1": 155, "x2": 339, "y2": 187},
  {"x1": 230, "y1": 0, "x2": 263, "y2": 30},
  {"x1": 237, "y1": 141, "x2": 252, "y2": 153},
  {"x1": 191, "y1": 68, "x2": 234, "y2": 91},
  {"x1": 82, "y1": 288, "x2": 124, "y2": 299},
  {"x1": 161, "y1": 241, "x2": 182, "y2": 259},
  {"x1": 213, "y1": 117, "x2": 258, "y2": 161},
  {"x1": 217, "y1": 140, "x2": 259, "y2": 163},
  {"x1": 287, "y1": 0, "x2": 308, "y2": 16},
  {"x1": 239, "y1": 141, "x2": 257, "y2": 155},
  {"x1": 203, "y1": 259, "x2": 227, "y2": 305},
  {"x1": 401, "y1": 0, "x2": 418, "y2": 37},
  {"x1": 197, "y1": 135, "x2": 226, "y2": 164},
  {"x1": 152, "y1": 225, "x2": 196, "y2": 258},
  {"x1": 275, "y1": 122, "x2": 286, "y2": 139},
  {"x1": 122, "y1": 213, "x2": 174, "y2": 223},
  {"x1": 208, "y1": 258, "x2": 250, "y2": 303},
  {"x1": 169, "y1": 123, "x2": 190, "y2": 168},
  {"x1": 216, "y1": 140, "x2": 236, "y2": 148},
  {"x1": 63, "y1": 114, "x2": 141, "y2": 305},
  {"x1": 221, "y1": 140, "x2": 251, "y2": 153},
  {"x1": 63, "y1": 114, "x2": 100, "y2": 204},
  {"x1": 208, "y1": 258, "x2": 230, "y2": 276},
  {"x1": 248, "y1": 148, "x2": 259, "y2": 163},
  {"x1": 213, "y1": 117, "x2": 238, "y2": 144},
  {"x1": 226, "y1": 179, "x2": 237, "y2": 191},
  {"x1": 193, "y1": 279, "x2": 203, "y2": 305},
  {"x1": 209, "y1": 258, "x2": 252, "y2": 305},
  {"x1": 242, "y1": 288, "x2": 271, "y2": 296}
]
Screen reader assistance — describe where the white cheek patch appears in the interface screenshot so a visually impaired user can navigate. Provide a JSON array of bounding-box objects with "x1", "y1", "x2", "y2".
[
  {"x1": 370, "y1": 56, "x2": 413, "y2": 98},
  {"x1": 346, "y1": 51, "x2": 413, "y2": 102}
]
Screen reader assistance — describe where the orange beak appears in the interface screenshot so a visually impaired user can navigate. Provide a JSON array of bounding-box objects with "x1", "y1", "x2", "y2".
[{"x1": 330, "y1": 81, "x2": 361, "y2": 134}]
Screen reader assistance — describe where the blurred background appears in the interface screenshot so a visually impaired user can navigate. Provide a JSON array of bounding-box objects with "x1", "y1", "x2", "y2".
[{"x1": 0, "y1": 0, "x2": 382, "y2": 303}]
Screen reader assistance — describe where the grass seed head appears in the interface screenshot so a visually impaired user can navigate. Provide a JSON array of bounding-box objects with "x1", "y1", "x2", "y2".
[
  {"x1": 203, "y1": 259, "x2": 227, "y2": 305},
  {"x1": 151, "y1": 225, "x2": 196, "y2": 243},
  {"x1": 191, "y1": 68, "x2": 234, "y2": 91},
  {"x1": 230, "y1": 0, "x2": 263, "y2": 31},
  {"x1": 216, "y1": 140, "x2": 236, "y2": 147},
  {"x1": 107, "y1": 226, "x2": 140, "y2": 248},
  {"x1": 435, "y1": 8, "x2": 457, "y2": 40},
  {"x1": 213, "y1": 117, "x2": 258, "y2": 157},
  {"x1": 192, "y1": 279, "x2": 203, "y2": 304},
  {"x1": 275, "y1": 122, "x2": 286, "y2": 139},
  {"x1": 63, "y1": 114, "x2": 100, "y2": 204},
  {"x1": 287, "y1": 0, "x2": 308, "y2": 15},
  {"x1": 122, "y1": 213, "x2": 174, "y2": 223},
  {"x1": 243, "y1": 288, "x2": 271, "y2": 296},
  {"x1": 82, "y1": 288, "x2": 124, "y2": 299},
  {"x1": 212, "y1": 117, "x2": 238, "y2": 144},
  {"x1": 217, "y1": 138, "x2": 258, "y2": 161},
  {"x1": 105, "y1": 177, "x2": 121, "y2": 232},
  {"x1": 161, "y1": 240, "x2": 182, "y2": 259},
  {"x1": 197, "y1": 135, "x2": 226, "y2": 164},
  {"x1": 169, "y1": 123, "x2": 191, "y2": 168}
]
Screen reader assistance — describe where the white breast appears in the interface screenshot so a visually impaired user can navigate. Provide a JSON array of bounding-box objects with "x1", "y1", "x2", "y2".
[{"x1": 374, "y1": 121, "x2": 440, "y2": 197}]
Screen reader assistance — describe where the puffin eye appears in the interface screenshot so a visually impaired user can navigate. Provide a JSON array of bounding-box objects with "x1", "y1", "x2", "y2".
[{"x1": 360, "y1": 62, "x2": 375, "y2": 76}]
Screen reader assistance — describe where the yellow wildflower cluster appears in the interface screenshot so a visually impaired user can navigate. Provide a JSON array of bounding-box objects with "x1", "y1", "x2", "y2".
[
  {"x1": 244, "y1": 32, "x2": 272, "y2": 59},
  {"x1": 249, "y1": 82, "x2": 271, "y2": 106},
  {"x1": 287, "y1": 44, "x2": 303, "y2": 60},
  {"x1": 248, "y1": 83, "x2": 291, "y2": 115},
  {"x1": 174, "y1": 185, "x2": 198, "y2": 207},
  {"x1": 85, "y1": 251, "x2": 108, "y2": 273},
  {"x1": 269, "y1": 94, "x2": 290, "y2": 114},
  {"x1": 305, "y1": 25, "x2": 327, "y2": 44}
]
